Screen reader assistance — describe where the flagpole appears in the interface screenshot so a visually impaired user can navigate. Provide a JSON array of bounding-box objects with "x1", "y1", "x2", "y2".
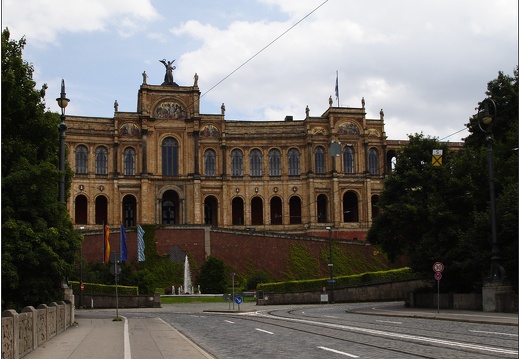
[{"x1": 336, "y1": 71, "x2": 339, "y2": 107}]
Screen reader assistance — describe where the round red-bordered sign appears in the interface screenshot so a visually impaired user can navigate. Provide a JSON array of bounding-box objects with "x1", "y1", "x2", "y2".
[
  {"x1": 433, "y1": 262, "x2": 444, "y2": 273},
  {"x1": 434, "y1": 272, "x2": 442, "y2": 281}
]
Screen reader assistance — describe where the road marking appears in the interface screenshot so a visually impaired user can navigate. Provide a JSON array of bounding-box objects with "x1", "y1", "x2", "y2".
[
  {"x1": 318, "y1": 346, "x2": 359, "y2": 357},
  {"x1": 255, "y1": 328, "x2": 274, "y2": 335},
  {"x1": 224, "y1": 320, "x2": 235, "y2": 324},
  {"x1": 122, "y1": 316, "x2": 131, "y2": 359},
  {"x1": 376, "y1": 320, "x2": 402, "y2": 324},
  {"x1": 254, "y1": 313, "x2": 518, "y2": 356},
  {"x1": 470, "y1": 330, "x2": 518, "y2": 337},
  {"x1": 325, "y1": 315, "x2": 339, "y2": 319}
]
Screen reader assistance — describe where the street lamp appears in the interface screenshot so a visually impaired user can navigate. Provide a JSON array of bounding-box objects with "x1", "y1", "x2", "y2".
[
  {"x1": 477, "y1": 98, "x2": 506, "y2": 282},
  {"x1": 56, "y1": 79, "x2": 69, "y2": 202},
  {"x1": 326, "y1": 226, "x2": 335, "y2": 303}
]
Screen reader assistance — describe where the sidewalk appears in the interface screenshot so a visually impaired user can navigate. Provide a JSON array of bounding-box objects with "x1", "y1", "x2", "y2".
[{"x1": 23, "y1": 313, "x2": 213, "y2": 359}]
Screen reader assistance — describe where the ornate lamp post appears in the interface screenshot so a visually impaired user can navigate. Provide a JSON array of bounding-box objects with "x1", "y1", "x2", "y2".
[
  {"x1": 56, "y1": 79, "x2": 69, "y2": 202},
  {"x1": 477, "y1": 98, "x2": 506, "y2": 282}
]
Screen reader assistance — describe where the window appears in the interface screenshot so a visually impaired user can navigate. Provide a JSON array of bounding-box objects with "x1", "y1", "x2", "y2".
[
  {"x1": 162, "y1": 137, "x2": 178, "y2": 176},
  {"x1": 368, "y1": 148, "x2": 379, "y2": 175},
  {"x1": 288, "y1": 148, "x2": 300, "y2": 176},
  {"x1": 75, "y1": 145, "x2": 88, "y2": 174},
  {"x1": 95, "y1": 146, "x2": 108, "y2": 175},
  {"x1": 268, "y1": 149, "x2": 281, "y2": 176},
  {"x1": 231, "y1": 149, "x2": 243, "y2": 176},
  {"x1": 314, "y1": 146, "x2": 325, "y2": 174},
  {"x1": 343, "y1": 146, "x2": 354, "y2": 174},
  {"x1": 250, "y1": 149, "x2": 262, "y2": 177},
  {"x1": 124, "y1": 147, "x2": 136, "y2": 175},
  {"x1": 204, "y1": 149, "x2": 216, "y2": 176}
]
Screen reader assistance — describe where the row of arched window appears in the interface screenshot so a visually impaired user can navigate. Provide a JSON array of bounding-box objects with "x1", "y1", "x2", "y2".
[
  {"x1": 73, "y1": 138, "x2": 380, "y2": 176},
  {"x1": 74, "y1": 190, "x2": 381, "y2": 227}
]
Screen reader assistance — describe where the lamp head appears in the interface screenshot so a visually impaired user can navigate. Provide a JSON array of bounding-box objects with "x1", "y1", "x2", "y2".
[
  {"x1": 56, "y1": 79, "x2": 70, "y2": 115},
  {"x1": 478, "y1": 98, "x2": 496, "y2": 132}
]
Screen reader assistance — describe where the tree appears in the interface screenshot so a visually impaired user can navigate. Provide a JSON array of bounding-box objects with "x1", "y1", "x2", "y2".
[
  {"x1": 196, "y1": 257, "x2": 227, "y2": 294},
  {"x1": 1, "y1": 28, "x2": 81, "y2": 310},
  {"x1": 368, "y1": 69, "x2": 518, "y2": 292}
]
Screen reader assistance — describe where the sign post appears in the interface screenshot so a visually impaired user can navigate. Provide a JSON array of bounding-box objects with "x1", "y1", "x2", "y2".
[{"x1": 433, "y1": 262, "x2": 444, "y2": 313}]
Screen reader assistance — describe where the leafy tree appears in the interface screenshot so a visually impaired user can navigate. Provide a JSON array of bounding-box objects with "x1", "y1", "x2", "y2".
[
  {"x1": 368, "y1": 68, "x2": 518, "y2": 292},
  {"x1": 1, "y1": 28, "x2": 81, "y2": 310},
  {"x1": 196, "y1": 256, "x2": 227, "y2": 293}
]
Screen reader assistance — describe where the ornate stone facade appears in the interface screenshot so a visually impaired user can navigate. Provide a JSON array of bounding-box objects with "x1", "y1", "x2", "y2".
[{"x1": 65, "y1": 75, "x2": 449, "y2": 238}]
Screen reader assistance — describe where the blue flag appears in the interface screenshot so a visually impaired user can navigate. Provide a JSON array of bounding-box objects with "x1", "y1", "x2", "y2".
[
  {"x1": 120, "y1": 224, "x2": 128, "y2": 262},
  {"x1": 137, "y1": 224, "x2": 145, "y2": 262}
]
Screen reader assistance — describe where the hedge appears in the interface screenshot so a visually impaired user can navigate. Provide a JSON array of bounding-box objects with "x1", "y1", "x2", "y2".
[
  {"x1": 257, "y1": 267, "x2": 419, "y2": 293},
  {"x1": 69, "y1": 281, "x2": 139, "y2": 296}
]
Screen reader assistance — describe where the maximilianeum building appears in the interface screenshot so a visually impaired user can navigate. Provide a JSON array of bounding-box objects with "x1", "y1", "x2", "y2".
[{"x1": 64, "y1": 70, "x2": 432, "y2": 240}]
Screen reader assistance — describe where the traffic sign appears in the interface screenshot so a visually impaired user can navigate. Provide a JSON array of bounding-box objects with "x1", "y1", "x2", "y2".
[
  {"x1": 234, "y1": 296, "x2": 243, "y2": 305},
  {"x1": 434, "y1": 272, "x2": 442, "y2": 281},
  {"x1": 432, "y1": 262, "x2": 444, "y2": 273},
  {"x1": 80, "y1": 283, "x2": 85, "y2": 291}
]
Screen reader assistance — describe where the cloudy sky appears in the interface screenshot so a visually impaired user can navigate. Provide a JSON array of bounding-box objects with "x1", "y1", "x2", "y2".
[{"x1": 3, "y1": 0, "x2": 518, "y2": 140}]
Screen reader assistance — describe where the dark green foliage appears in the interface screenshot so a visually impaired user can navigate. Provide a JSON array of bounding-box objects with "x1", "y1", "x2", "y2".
[
  {"x1": 368, "y1": 68, "x2": 518, "y2": 292},
  {"x1": 1, "y1": 28, "x2": 81, "y2": 310},
  {"x1": 196, "y1": 256, "x2": 227, "y2": 294}
]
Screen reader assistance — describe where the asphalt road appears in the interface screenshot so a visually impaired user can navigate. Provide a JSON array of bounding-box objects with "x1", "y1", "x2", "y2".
[{"x1": 104, "y1": 302, "x2": 519, "y2": 358}]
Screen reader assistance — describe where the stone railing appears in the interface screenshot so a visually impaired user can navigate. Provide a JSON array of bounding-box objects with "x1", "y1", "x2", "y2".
[{"x1": 1, "y1": 300, "x2": 74, "y2": 359}]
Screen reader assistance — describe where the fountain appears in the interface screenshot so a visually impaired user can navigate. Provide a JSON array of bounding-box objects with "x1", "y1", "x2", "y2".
[{"x1": 183, "y1": 255, "x2": 192, "y2": 294}]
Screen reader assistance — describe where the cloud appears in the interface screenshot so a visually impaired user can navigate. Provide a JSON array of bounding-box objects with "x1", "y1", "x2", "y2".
[{"x1": 3, "y1": 0, "x2": 160, "y2": 46}]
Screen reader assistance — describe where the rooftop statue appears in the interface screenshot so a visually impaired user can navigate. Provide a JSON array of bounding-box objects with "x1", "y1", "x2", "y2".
[{"x1": 159, "y1": 59, "x2": 176, "y2": 86}]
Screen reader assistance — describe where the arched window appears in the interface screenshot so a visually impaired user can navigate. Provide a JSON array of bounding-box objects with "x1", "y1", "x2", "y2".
[
  {"x1": 124, "y1": 147, "x2": 136, "y2": 175},
  {"x1": 270, "y1": 196, "x2": 283, "y2": 224},
  {"x1": 95, "y1": 146, "x2": 108, "y2": 175},
  {"x1": 95, "y1": 195, "x2": 108, "y2": 225},
  {"x1": 269, "y1": 149, "x2": 281, "y2": 176},
  {"x1": 251, "y1": 196, "x2": 263, "y2": 225},
  {"x1": 204, "y1": 149, "x2": 216, "y2": 176},
  {"x1": 317, "y1": 194, "x2": 328, "y2": 223},
  {"x1": 368, "y1": 148, "x2": 379, "y2": 175},
  {"x1": 162, "y1": 137, "x2": 178, "y2": 176},
  {"x1": 250, "y1": 149, "x2": 262, "y2": 177},
  {"x1": 343, "y1": 146, "x2": 354, "y2": 174},
  {"x1": 75, "y1": 194, "x2": 88, "y2": 224},
  {"x1": 343, "y1": 191, "x2": 359, "y2": 222},
  {"x1": 231, "y1": 149, "x2": 243, "y2": 177},
  {"x1": 75, "y1": 145, "x2": 88, "y2": 174},
  {"x1": 289, "y1": 196, "x2": 302, "y2": 224},
  {"x1": 314, "y1": 146, "x2": 325, "y2": 174},
  {"x1": 232, "y1": 197, "x2": 244, "y2": 225},
  {"x1": 122, "y1": 195, "x2": 136, "y2": 227},
  {"x1": 288, "y1": 148, "x2": 300, "y2": 176}
]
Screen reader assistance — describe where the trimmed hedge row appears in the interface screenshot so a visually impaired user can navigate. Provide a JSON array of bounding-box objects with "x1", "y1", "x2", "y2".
[
  {"x1": 257, "y1": 267, "x2": 419, "y2": 293},
  {"x1": 69, "y1": 281, "x2": 139, "y2": 296}
]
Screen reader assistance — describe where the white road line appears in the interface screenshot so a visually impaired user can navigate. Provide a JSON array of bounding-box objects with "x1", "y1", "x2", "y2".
[
  {"x1": 470, "y1": 330, "x2": 518, "y2": 337},
  {"x1": 123, "y1": 316, "x2": 131, "y2": 359},
  {"x1": 224, "y1": 320, "x2": 235, "y2": 324},
  {"x1": 318, "y1": 346, "x2": 359, "y2": 357},
  {"x1": 255, "y1": 328, "x2": 274, "y2": 335},
  {"x1": 253, "y1": 312, "x2": 518, "y2": 356},
  {"x1": 376, "y1": 320, "x2": 402, "y2": 324}
]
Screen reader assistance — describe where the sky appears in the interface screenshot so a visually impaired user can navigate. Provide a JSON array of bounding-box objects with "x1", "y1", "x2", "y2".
[{"x1": 3, "y1": 0, "x2": 518, "y2": 140}]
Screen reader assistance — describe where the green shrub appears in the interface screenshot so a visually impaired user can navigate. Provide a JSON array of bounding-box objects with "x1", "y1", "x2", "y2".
[
  {"x1": 69, "y1": 281, "x2": 138, "y2": 295},
  {"x1": 257, "y1": 267, "x2": 419, "y2": 293}
]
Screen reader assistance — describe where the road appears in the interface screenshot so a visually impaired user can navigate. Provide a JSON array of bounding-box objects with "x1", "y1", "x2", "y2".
[{"x1": 119, "y1": 302, "x2": 518, "y2": 358}]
